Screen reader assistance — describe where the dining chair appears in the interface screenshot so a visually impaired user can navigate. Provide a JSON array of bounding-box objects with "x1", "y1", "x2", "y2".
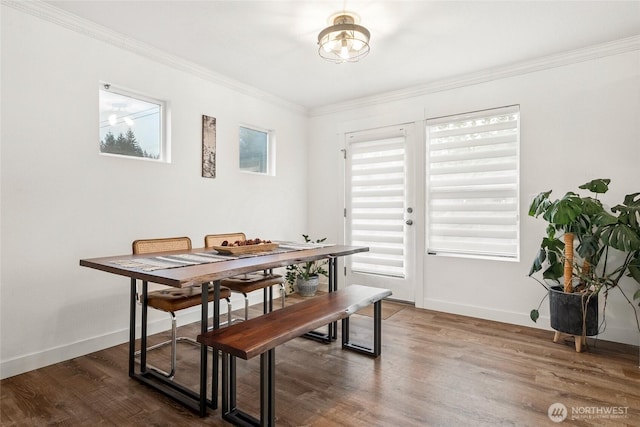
[
  {"x1": 132, "y1": 236, "x2": 232, "y2": 379},
  {"x1": 204, "y1": 232, "x2": 285, "y2": 320}
]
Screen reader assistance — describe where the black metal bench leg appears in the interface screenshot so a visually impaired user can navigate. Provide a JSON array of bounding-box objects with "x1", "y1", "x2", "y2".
[
  {"x1": 261, "y1": 349, "x2": 275, "y2": 426},
  {"x1": 373, "y1": 299, "x2": 382, "y2": 355},
  {"x1": 221, "y1": 351, "x2": 266, "y2": 427},
  {"x1": 342, "y1": 299, "x2": 383, "y2": 357},
  {"x1": 221, "y1": 353, "x2": 229, "y2": 414}
]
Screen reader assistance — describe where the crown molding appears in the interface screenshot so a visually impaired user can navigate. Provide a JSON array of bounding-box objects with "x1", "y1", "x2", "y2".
[
  {"x1": 310, "y1": 35, "x2": 640, "y2": 117},
  {"x1": 5, "y1": 1, "x2": 638, "y2": 119},
  {"x1": 3, "y1": 0, "x2": 307, "y2": 116}
]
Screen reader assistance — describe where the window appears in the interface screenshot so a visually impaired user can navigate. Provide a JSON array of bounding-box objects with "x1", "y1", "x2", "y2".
[
  {"x1": 426, "y1": 105, "x2": 520, "y2": 260},
  {"x1": 239, "y1": 126, "x2": 273, "y2": 175},
  {"x1": 346, "y1": 127, "x2": 407, "y2": 277},
  {"x1": 99, "y1": 83, "x2": 166, "y2": 161}
]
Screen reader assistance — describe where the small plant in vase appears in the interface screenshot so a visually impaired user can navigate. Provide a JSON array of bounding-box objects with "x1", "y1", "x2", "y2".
[{"x1": 285, "y1": 235, "x2": 329, "y2": 297}]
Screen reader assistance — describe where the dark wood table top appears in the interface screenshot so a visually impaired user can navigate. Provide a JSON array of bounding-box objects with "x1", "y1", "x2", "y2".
[{"x1": 80, "y1": 244, "x2": 368, "y2": 287}]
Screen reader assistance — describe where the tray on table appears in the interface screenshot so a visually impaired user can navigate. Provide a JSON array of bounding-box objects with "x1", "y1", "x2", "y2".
[{"x1": 211, "y1": 242, "x2": 279, "y2": 255}]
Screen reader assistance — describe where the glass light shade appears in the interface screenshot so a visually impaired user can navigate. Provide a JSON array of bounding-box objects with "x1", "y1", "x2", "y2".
[{"x1": 318, "y1": 14, "x2": 370, "y2": 63}]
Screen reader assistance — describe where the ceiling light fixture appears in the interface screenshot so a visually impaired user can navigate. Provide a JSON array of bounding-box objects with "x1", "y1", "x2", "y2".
[{"x1": 317, "y1": 13, "x2": 370, "y2": 63}]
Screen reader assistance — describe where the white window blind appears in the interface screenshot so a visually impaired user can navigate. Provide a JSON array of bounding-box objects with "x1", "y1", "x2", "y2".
[
  {"x1": 347, "y1": 129, "x2": 407, "y2": 277},
  {"x1": 426, "y1": 105, "x2": 519, "y2": 259}
]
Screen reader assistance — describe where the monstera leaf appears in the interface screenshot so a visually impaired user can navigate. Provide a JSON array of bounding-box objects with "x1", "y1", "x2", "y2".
[
  {"x1": 599, "y1": 193, "x2": 640, "y2": 252},
  {"x1": 613, "y1": 193, "x2": 640, "y2": 230},
  {"x1": 600, "y1": 224, "x2": 640, "y2": 252},
  {"x1": 576, "y1": 234, "x2": 600, "y2": 260},
  {"x1": 578, "y1": 178, "x2": 611, "y2": 194},
  {"x1": 542, "y1": 192, "x2": 583, "y2": 227},
  {"x1": 627, "y1": 256, "x2": 640, "y2": 285},
  {"x1": 529, "y1": 237, "x2": 564, "y2": 278},
  {"x1": 529, "y1": 191, "x2": 552, "y2": 217}
]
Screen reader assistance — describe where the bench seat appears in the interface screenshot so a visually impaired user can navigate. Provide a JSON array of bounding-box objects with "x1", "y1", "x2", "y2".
[{"x1": 197, "y1": 284, "x2": 392, "y2": 426}]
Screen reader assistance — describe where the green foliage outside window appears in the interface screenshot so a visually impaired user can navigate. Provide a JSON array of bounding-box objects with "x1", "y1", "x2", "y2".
[{"x1": 100, "y1": 129, "x2": 158, "y2": 159}]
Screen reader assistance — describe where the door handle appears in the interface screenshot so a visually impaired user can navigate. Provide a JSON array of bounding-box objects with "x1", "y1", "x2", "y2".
[{"x1": 405, "y1": 219, "x2": 414, "y2": 226}]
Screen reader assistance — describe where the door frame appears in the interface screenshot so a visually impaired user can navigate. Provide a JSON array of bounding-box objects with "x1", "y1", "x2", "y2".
[{"x1": 338, "y1": 120, "x2": 424, "y2": 305}]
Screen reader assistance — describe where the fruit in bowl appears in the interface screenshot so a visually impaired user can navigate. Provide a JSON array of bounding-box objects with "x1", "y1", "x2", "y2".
[{"x1": 220, "y1": 238, "x2": 272, "y2": 247}]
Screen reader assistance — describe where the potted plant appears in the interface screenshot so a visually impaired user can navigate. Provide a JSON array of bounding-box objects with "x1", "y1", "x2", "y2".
[
  {"x1": 528, "y1": 178, "x2": 640, "y2": 352},
  {"x1": 285, "y1": 235, "x2": 329, "y2": 297}
]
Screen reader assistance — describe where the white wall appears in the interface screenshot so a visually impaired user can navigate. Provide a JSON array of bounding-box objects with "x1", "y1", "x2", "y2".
[
  {"x1": 308, "y1": 49, "x2": 640, "y2": 345},
  {"x1": 2, "y1": 5, "x2": 639, "y2": 381},
  {"x1": 0, "y1": 7, "x2": 308, "y2": 378}
]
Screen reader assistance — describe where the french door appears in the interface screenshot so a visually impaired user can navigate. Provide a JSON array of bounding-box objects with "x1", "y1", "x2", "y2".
[{"x1": 344, "y1": 124, "x2": 416, "y2": 302}]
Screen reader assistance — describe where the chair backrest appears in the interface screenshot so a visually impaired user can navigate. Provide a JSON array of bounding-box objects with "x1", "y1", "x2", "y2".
[
  {"x1": 204, "y1": 233, "x2": 246, "y2": 248},
  {"x1": 132, "y1": 236, "x2": 192, "y2": 255}
]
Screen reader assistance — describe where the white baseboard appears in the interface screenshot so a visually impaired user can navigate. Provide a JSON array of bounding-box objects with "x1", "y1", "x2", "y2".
[
  {"x1": 423, "y1": 298, "x2": 538, "y2": 329},
  {"x1": 6, "y1": 292, "x2": 634, "y2": 379},
  {"x1": 423, "y1": 298, "x2": 640, "y2": 347},
  {"x1": 0, "y1": 291, "x2": 268, "y2": 379}
]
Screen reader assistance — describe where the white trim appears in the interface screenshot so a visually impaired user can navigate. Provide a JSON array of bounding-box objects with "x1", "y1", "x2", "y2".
[
  {"x1": 422, "y1": 298, "x2": 639, "y2": 346},
  {"x1": 311, "y1": 35, "x2": 640, "y2": 117},
  {"x1": 0, "y1": 292, "x2": 265, "y2": 380},
  {"x1": 2, "y1": 0, "x2": 306, "y2": 116},
  {"x1": 5, "y1": 1, "x2": 638, "y2": 119}
]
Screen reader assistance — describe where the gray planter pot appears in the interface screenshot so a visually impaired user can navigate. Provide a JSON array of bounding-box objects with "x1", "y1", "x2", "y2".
[
  {"x1": 549, "y1": 286, "x2": 599, "y2": 336},
  {"x1": 296, "y1": 275, "x2": 319, "y2": 297}
]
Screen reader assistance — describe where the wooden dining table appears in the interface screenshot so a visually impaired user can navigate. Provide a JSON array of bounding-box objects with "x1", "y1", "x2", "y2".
[{"x1": 79, "y1": 243, "x2": 368, "y2": 416}]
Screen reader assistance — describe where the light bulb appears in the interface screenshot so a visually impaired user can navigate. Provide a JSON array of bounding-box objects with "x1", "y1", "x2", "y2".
[
  {"x1": 340, "y1": 40, "x2": 350, "y2": 60},
  {"x1": 109, "y1": 114, "x2": 117, "y2": 126},
  {"x1": 124, "y1": 117, "x2": 134, "y2": 126}
]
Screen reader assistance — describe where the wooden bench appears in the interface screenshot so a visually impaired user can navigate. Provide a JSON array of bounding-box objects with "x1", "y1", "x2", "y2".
[{"x1": 197, "y1": 284, "x2": 392, "y2": 427}]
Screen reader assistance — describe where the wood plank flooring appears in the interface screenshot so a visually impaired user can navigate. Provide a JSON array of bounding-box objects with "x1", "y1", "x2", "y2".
[{"x1": 2, "y1": 298, "x2": 639, "y2": 426}]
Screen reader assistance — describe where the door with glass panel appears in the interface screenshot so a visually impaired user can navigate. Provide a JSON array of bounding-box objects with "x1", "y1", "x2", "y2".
[{"x1": 344, "y1": 125, "x2": 416, "y2": 302}]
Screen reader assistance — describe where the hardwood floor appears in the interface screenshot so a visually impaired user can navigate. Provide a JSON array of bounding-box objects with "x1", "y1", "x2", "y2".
[{"x1": 2, "y1": 299, "x2": 639, "y2": 426}]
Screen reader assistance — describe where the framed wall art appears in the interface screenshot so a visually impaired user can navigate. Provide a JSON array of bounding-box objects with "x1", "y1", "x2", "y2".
[{"x1": 202, "y1": 115, "x2": 216, "y2": 178}]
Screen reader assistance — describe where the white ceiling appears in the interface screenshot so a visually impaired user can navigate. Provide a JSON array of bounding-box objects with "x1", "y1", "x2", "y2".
[{"x1": 45, "y1": 0, "x2": 640, "y2": 110}]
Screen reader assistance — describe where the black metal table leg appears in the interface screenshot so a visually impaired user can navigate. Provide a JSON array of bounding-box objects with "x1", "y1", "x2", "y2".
[
  {"x1": 131, "y1": 279, "x2": 216, "y2": 415},
  {"x1": 210, "y1": 281, "x2": 220, "y2": 410},
  {"x1": 129, "y1": 278, "x2": 136, "y2": 377},
  {"x1": 198, "y1": 282, "x2": 210, "y2": 416},
  {"x1": 140, "y1": 280, "x2": 149, "y2": 372},
  {"x1": 330, "y1": 256, "x2": 338, "y2": 340},
  {"x1": 303, "y1": 256, "x2": 338, "y2": 343}
]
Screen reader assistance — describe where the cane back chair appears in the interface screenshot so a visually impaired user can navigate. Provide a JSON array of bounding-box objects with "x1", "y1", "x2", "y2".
[{"x1": 132, "y1": 236, "x2": 232, "y2": 379}]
